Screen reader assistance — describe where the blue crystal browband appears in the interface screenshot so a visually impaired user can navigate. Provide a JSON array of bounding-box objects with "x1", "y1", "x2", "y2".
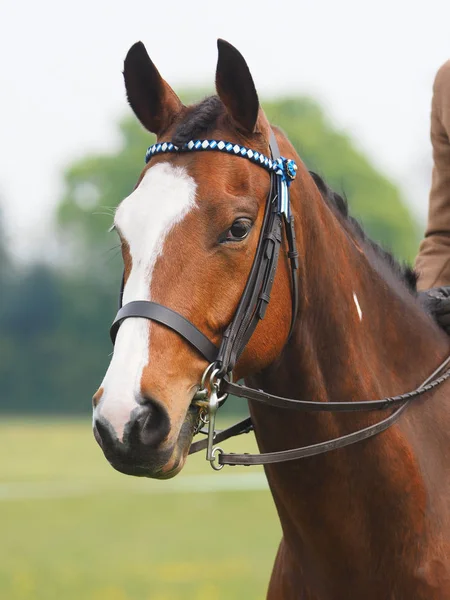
[{"x1": 144, "y1": 139, "x2": 298, "y2": 218}]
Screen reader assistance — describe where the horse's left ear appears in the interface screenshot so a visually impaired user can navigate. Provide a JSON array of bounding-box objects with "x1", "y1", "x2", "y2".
[
  {"x1": 215, "y1": 39, "x2": 265, "y2": 135},
  {"x1": 123, "y1": 41, "x2": 183, "y2": 136}
]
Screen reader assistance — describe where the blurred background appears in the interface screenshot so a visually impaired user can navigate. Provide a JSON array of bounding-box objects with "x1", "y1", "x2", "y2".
[{"x1": 1, "y1": 1, "x2": 449, "y2": 598}]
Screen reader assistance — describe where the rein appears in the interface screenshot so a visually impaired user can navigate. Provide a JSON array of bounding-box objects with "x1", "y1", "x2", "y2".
[
  {"x1": 189, "y1": 356, "x2": 450, "y2": 467},
  {"x1": 110, "y1": 130, "x2": 450, "y2": 470}
]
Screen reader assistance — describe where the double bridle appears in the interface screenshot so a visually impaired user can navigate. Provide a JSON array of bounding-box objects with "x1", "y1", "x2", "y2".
[{"x1": 110, "y1": 130, "x2": 450, "y2": 470}]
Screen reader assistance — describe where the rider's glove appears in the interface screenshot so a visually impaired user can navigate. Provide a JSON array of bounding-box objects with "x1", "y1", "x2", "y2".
[{"x1": 418, "y1": 286, "x2": 450, "y2": 335}]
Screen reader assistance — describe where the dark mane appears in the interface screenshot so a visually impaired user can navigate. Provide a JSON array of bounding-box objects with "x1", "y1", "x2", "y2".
[
  {"x1": 173, "y1": 96, "x2": 224, "y2": 146},
  {"x1": 309, "y1": 172, "x2": 417, "y2": 292}
]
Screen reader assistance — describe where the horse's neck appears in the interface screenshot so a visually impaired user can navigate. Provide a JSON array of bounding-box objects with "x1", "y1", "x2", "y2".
[
  {"x1": 249, "y1": 175, "x2": 450, "y2": 589},
  {"x1": 272, "y1": 171, "x2": 448, "y2": 401}
]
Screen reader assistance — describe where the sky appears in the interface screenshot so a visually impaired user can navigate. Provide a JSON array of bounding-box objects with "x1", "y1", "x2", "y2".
[{"x1": 1, "y1": 0, "x2": 450, "y2": 260}]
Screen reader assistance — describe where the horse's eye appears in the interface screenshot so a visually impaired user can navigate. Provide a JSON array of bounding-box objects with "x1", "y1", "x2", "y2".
[{"x1": 223, "y1": 219, "x2": 252, "y2": 243}]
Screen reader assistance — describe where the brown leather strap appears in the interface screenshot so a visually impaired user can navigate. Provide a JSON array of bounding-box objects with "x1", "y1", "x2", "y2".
[
  {"x1": 219, "y1": 403, "x2": 409, "y2": 465},
  {"x1": 110, "y1": 301, "x2": 218, "y2": 363},
  {"x1": 188, "y1": 417, "x2": 253, "y2": 454},
  {"x1": 215, "y1": 130, "x2": 299, "y2": 375},
  {"x1": 191, "y1": 356, "x2": 450, "y2": 466},
  {"x1": 221, "y1": 362, "x2": 450, "y2": 412},
  {"x1": 215, "y1": 355, "x2": 450, "y2": 466}
]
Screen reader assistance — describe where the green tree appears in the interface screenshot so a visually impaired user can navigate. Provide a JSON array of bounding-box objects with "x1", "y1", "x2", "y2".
[{"x1": 263, "y1": 97, "x2": 418, "y2": 259}]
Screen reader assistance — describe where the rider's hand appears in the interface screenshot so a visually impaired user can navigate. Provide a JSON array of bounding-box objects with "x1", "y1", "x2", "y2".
[{"x1": 418, "y1": 286, "x2": 450, "y2": 335}]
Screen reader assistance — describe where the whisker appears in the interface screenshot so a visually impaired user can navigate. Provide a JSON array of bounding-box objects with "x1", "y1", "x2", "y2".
[{"x1": 102, "y1": 244, "x2": 121, "y2": 256}]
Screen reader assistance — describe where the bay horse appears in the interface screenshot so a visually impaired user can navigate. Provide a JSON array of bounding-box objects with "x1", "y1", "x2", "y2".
[{"x1": 92, "y1": 39, "x2": 450, "y2": 598}]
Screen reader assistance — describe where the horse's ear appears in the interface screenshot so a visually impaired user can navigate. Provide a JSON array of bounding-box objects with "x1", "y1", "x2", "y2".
[
  {"x1": 215, "y1": 39, "x2": 262, "y2": 134},
  {"x1": 123, "y1": 42, "x2": 182, "y2": 136}
]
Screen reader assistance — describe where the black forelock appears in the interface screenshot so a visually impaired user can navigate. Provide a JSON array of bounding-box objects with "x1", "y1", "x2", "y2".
[
  {"x1": 172, "y1": 96, "x2": 225, "y2": 147},
  {"x1": 309, "y1": 171, "x2": 417, "y2": 292}
]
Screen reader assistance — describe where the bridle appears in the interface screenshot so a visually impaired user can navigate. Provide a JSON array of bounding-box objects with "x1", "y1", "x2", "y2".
[
  {"x1": 110, "y1": 130, "x2": 299, "y2": 372},
  {"x1": 110, "y1": 130, "x2": 450, "y2": 470}
]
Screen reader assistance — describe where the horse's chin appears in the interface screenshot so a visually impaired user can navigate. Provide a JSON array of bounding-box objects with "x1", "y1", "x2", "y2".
[
  {"x1": 105, "y1": 437, "x2": 190, "y2": 479},
  {"x1": 156, "y1": 452, "x2": 188, "y2": 479},
  {"x1": 152, "y1": 437, "x2": 193, "y2": 479}
]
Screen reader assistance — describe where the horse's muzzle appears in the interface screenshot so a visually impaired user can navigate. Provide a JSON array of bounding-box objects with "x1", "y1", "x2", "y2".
[{"x1": 93, "y1": 398, "x2": 173, "y2": 477}]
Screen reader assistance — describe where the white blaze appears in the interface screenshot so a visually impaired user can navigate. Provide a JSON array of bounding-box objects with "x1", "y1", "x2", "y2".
[
  {"x1": 94, "y1": 163, "x2": 197, "y2": 439},
  {"x1": 353, "y1": 292, "x2": 363, "y2": 322}
]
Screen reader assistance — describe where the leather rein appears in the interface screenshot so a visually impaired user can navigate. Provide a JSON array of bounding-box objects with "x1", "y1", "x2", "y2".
[{"x1": 110, "y1": 130, "x2": 450, "y2": 470}]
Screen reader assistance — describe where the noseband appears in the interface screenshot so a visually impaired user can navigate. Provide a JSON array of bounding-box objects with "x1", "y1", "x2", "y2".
[{"x1": 110, "y1": 130, "x2": 450, "y2": 470}]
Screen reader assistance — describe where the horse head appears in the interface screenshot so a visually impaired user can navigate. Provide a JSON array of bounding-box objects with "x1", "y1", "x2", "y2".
[{"x1": 92, "y1": 40, "x2": 300, "y2": 478}]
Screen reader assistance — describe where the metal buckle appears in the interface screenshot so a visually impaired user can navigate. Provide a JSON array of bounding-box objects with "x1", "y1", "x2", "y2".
[
  {"x1": 192, "y1": 362, "x2": 231, "y2": 470},
  {"x1": 192, "y1": 363, "x2": 216, "y2": 405},
  {"x1": 210, "y1": 446, "x2": 224, "y2": 471}
]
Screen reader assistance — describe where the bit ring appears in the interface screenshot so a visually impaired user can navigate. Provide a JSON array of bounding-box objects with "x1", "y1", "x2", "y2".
[{"x1": 210, "y1": 446, "x2": 224, "y2": 471}]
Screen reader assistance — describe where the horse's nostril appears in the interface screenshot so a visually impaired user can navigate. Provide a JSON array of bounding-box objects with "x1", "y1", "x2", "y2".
[
  {"x1": 94, "y1": 415, "x2": 115, "y2": 449},
  {"x1": 130, "y1": 397, "x2": 171, "y2": 448}
]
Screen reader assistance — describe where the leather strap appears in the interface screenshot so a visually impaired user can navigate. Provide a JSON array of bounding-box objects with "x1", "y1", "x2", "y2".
[
  {"x1": 110, "y1": 301, "x2": 218, "y2": 363},
  {"x1": 214, "y1": 355, "x2": 450, "y2": 466},
  {"x1": 268, "y1": 128, "x2": 281, "y2": 159},
  {"x1": 219, "y1": 202, "x2": 285, "y2": 372},
  {"x1": 221, "y1": 362, "x2": 450, "y2": 411},
  {"x1": 285, "y1": 215, "x2": 299, "y2": 340},
  {"x1": 215, "y1": 129, "x2": 299, "y2": 375},
  {"x1": 188, "y1": 417, "x2": 253, "y2": 454},
  {"x1": 215, "y1": 173, "x2": 278, "y2": 374},
  {"x1": 218, "y1": 403, "x2": 409, "y2": 466},
  {"x1": 188, "y1": 357, "x2": 450, "y2": 464}
]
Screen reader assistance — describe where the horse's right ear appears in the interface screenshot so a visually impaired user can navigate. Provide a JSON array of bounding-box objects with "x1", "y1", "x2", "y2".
[
  {"x1": 215, "y1": 39, "x2": 261, "y2": 134},
  {"x1": 123, "y1": 42, "x2": 183, "y2": 136}
]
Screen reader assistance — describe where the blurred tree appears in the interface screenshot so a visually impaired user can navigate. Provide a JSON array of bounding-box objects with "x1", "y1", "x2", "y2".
[
  {"x1": 58, "y1": 117, "x2": 149, "y2": 279},
  {"x1": 0, "y1": 206, "x2": 10, "y2": 283},
  {"x1": 0, "y1": 263, "x2": 114, "y2": 414},
  {"x1": 0, "y1": 197, "x2": 113, "y2": 413},
  {"x1": 264, "y1": 97, "x2": 418, "y2": 259}
]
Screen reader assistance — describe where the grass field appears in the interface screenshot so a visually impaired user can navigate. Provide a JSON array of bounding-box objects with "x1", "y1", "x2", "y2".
[{"x1": 0, "y1": 418, "x2": 281, "y2": 600}]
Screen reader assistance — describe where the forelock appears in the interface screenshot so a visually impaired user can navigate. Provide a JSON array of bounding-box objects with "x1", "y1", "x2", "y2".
[{"x1": 172, "y1": 96, "x2": 225, "y2": 146}]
